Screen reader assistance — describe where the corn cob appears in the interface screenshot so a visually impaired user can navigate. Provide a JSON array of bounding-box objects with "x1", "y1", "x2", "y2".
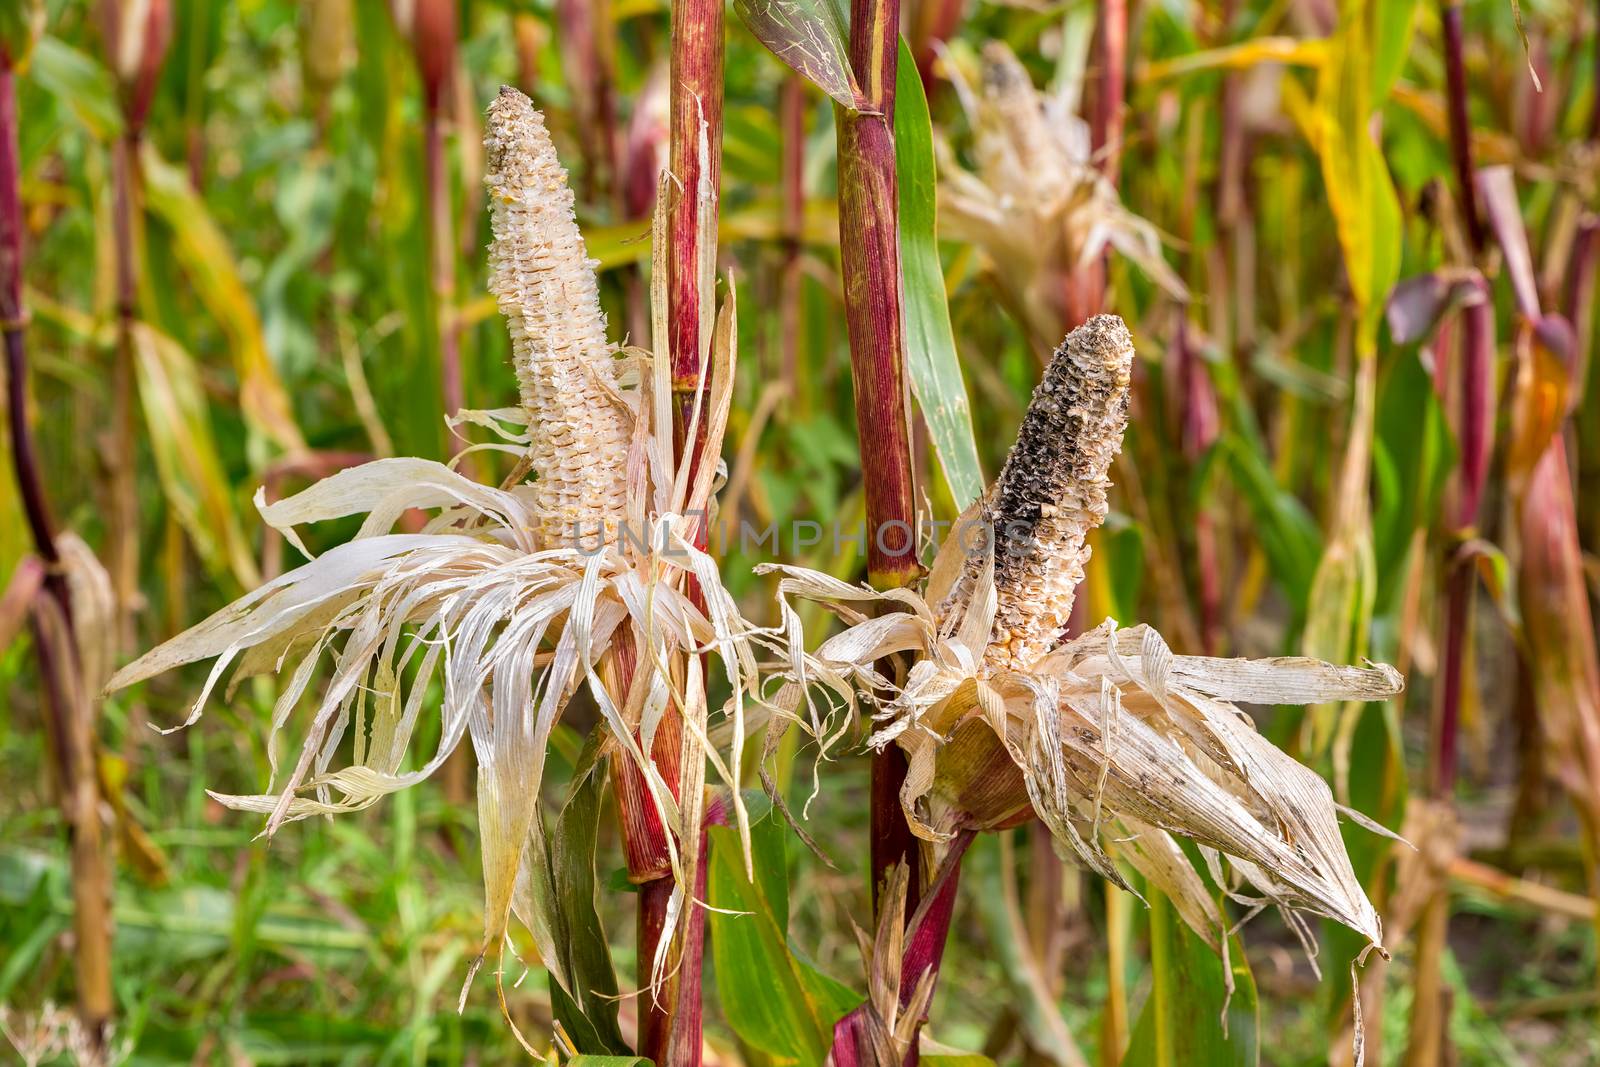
[
  {"x1": 977, "y1": 41, "x2": 1061, "y2": 177},
  {"x1": 981, "y1": 314, "x2": 1134, "y2": 672},
  {"x1": 484, "y1": 85, "x2": 631, "y2": 549}
]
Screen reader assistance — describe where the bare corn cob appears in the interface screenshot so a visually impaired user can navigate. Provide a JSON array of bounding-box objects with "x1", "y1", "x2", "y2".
[
  {"x1": 484, "y1": 85, "x2": 631, "y2": 548},
  {"x1": 980, "y1": 314, "x2": 1134, "y2": 672}
]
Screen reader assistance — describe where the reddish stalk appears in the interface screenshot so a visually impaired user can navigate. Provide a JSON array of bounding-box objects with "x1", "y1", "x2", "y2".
[
  {"x1": 1428, "y1": 0, "x2": 1496, "y2": 802},
  {"x1": 835, "y1": 0, "x2": 924, "y2": 921},
  {"x1": 1173, "y1": 316, "x2": 1221, "y2": 653},
  {"x1": 1063, "y1": 0, "x2": 1128, "y2": 329},
  {"x1": 627, "y1": 2, "x2": 724, "y2": 1062},
  {"x1": 1566, "y1": 219, "x2": 1597, "y2": 399},
  {"x1": 512, "y1": 14, "x2": 543, "y2": 96},
  {"x1": 830, "y1": 832, "x2": 974, "y2": 1066},
  {"x1": 413, "y1": 0, "x2": 462, "y2": 426},
  {"x1": 837, "y1": 0, "x2": 917, "y2": 595},
  {"x1": 555, "y1": 0, "x2": 621, "y2": 206},
  {"x1": 1441, "y1": 0, "x2": 1484, "y2": 255},
  {"x1": 107, "y1": 132, "x2": 139, "y2": 650},
  {"x1": 2, "y1": 52, "x2": 114, "y2": 1060},
  {"x1": 1089, "y1": 0, "x2": 1127, "y2": 189},
  {"x1": 666, "y1": 0, "x2": 724, "y2": 492},
  {"x1": 1592, "y1": 0, "x2": 1600, "y2": 144},
  {"x1": 1408, "y1": 18, "x2": 1495, "y2": 1054},
  {"x1": 99, "y1": 0, "x2": 170, "y2": 651},
  {"x1": 1430, "y1": 290, "x2": 1493, "y2": 797},
  {"x1": 778, "y1": 72, "x2": 805, "y2": 392},
  {"x1": 408, "y1": 0, "x2": 475, "y2": 806},
  {"x1": 910, "y1": 0, "x2": 965, "y2": 92}
]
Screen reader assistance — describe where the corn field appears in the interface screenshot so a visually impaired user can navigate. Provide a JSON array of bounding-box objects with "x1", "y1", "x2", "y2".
[{"x1": 1, "y1": 0, "x2": 1598, "y2": 1064}]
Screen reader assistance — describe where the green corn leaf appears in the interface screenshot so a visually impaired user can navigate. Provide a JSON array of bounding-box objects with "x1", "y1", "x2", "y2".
[
  {"x1": 1319, "y1": 699, "x2": 1406, "y2": 1042},
  {"x1": 708, "y1": 795, "x2": 855, "y2": 1064},
  {"x1": 968, "y1": 835, "x2": 1085, "y2": 1065},
  {"x1": 1371, "y1": 0, "x2": 1418, "y2": 100},
  {"x1": 26, "y1": 37, "x2": 122, "y2": 139},
  {"x1": 1373, "y1": 349, "x2": 1454, "y2": 609},
  {"x1": 1301, "y1": 1, "x2": 1402, "y2": 771},
  {"x1": 1312, "y1": 0, "x2": 1402, "y2": 332},
  {"x1": 528, "y1": 742, "x2": 629, "y2": 1056},
  {"x1": 1123, "y1": 892, "x2": 1260, "y2": 1067},
  {"x1": 894, "y1": 37, "x2": 985, "y2": 510},
  {"x1": 1216, "y1": 434, "x2": 1322, "y2": 616},
  {"x1": 733, "y1": 0, "x2": 863, "y2": 109}
]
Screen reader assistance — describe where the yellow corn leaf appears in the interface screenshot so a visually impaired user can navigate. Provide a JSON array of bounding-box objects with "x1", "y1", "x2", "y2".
[
  {"x1": 139, "y1": 143, "x2": 307, "y2": 457},
  {"x1": 1313, "y1": 1, "x2": 1402, "y2": 328},
  {"x1": 1140, "y1": 36, "x2": 1325, "y2": 82},
  {"x1": 131, "y1": 322, "x2": 261, "y2": 590},
  {"x1": 1301, "y1": 0, "x2": 1409, "y2": 771}
]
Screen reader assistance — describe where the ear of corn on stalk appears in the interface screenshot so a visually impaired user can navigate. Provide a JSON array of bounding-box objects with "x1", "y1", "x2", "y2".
[
  {"x1": 106, "y1": 86, "x2": 760, "y2": 1027},
  {"x1": 962, "y1": 314, "x2": 1134, "y2": 673},
  {"x1": 939, "y1": 42, "x2": 1184, "y2": 344},
  {"x1": 761, "y1": 314, "x2": 1400, "y2": 986}
]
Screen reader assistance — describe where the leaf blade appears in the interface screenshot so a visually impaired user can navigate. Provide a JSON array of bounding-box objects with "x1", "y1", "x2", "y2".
[{"x1": 894, "y1": 37, "x2": 984, "y2": 510}]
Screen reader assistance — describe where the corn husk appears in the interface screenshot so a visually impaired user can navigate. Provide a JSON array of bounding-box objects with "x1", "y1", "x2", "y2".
[{"x1": 108, "y1": 87, "x2": 760, "y2": 1015}]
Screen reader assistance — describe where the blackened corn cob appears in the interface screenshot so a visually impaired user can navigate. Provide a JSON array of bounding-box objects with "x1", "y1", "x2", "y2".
[{"x1": 982, "y1": 314, "x2": 1135, "y2": 672}]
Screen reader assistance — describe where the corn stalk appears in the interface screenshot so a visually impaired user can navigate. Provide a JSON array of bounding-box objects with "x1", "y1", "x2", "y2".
[
  {"x1": 1403, "y1": 14, "x2": 1495, "y2": 1058},
  {"x1": 1058, "y1": 0, "x2": 1128, "y2": 328},
  {"x1": 411, "y1": 0, "x2": 462, "y2": 427},
  {"x1": 623, "y1": 2, "x2": 725, "y2": 1061},
  {"x1": 99, "y1": 0, "x2": 170, "y2": 653},
  {"x1": 834, "y1": 0, "x2": 926, "y2": 926},
  {"x1": 1, "y1": 42, "x2": 114, "y2": 1062},
  {"x1": 555, "y1": 0, "x2": 620, "y2": 206}
]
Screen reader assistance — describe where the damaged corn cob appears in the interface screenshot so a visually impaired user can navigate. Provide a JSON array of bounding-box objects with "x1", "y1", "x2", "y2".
[
  {"x1": 966, "y1": 314, "x2": 1134, "y2": 672},
  {"x1": 938, "y1": 42, "x2": 1185, "y2": 345},
  {"x1": 485, "y1": 85, "x2": 631, "y2": 548}
]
